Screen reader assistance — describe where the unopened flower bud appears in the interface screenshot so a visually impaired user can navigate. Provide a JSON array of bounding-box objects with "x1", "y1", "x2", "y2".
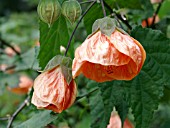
[
  {"x1": 62, "y1": 0, "x2": 82, "y2": 24},
  {"x1": 37, "y1": 0, "x2": 61, "y2": 27}
]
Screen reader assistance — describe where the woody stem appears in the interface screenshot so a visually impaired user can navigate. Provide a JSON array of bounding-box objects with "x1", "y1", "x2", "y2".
[
  {"x1": 64, "y1": 0, "x2": 97, "y2": 56},
  {"x1": 7, "y1": 96, "x2": 30, "y2": 128}
]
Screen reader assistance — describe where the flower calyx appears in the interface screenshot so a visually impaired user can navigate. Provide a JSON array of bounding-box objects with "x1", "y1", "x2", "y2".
[{"x1": 92, "y1": 17, "x2": 128, "y2": 37}]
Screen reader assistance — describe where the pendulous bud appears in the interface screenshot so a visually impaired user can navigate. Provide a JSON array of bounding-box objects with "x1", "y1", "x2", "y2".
[
  {"x1": 37, "y1": 0, "x2": 61, "y2": 26},
  {"x1": 61, "y1": 0, "x2": 82, "y2": 24}
]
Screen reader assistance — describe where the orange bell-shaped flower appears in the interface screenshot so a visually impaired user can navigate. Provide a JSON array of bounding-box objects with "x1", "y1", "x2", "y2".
[
  {"x1": 31, "y1": 56, "x2": 77, "y2": 113},
  {"x1": 72, "y1": 17, "x2": 146, "y2": 82}
]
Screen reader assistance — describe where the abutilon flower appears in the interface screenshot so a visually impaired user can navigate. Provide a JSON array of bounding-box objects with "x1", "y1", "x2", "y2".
[
  {"x1": 72, "y1": 17, "x2": 146, "y2": 82},
  {"x1": 31, "y1": 56, "x2": 77, "y2": 113}
]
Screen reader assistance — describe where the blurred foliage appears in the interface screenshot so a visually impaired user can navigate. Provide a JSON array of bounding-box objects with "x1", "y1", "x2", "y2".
[{"x1": 0, "y1": 0, "x2": 170, "y2": 128}]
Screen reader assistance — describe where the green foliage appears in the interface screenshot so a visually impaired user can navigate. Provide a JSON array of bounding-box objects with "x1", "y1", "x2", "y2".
[
  {"x1": 89, "y1": 91, "x2": 106, "y2": 128},
  {"x1": 14, "y1": 110, "x2": 58, "y2": 128},
  {"x1": 105, "y1": 0, "x2": 141, "y2": 9},
  {"x1": 84, "y1": 4, "x2": 104, "y2": 34},
  {"x1": 15, "y1": 47, "x2": 40, "y2": 71},
  {"x1": 38, "y1": 15, "x2": 70, "y2": 69},
  {"x1": 0, "y1": 72, "x2": 19, "y2": 89},
  {"x1": 99, "y1": 81, "x2": 129, "y2": 126},
  {"x1": 130, "y1": 26, "x2": 170, "y2": 128}
]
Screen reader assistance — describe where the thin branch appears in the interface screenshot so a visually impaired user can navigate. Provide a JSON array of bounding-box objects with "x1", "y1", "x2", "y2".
[
  {"x1": 0, "y1": 38, "x2": 20, "y2": 56},
  {"x1": 76, "y1": 87, "x2": 99, "y2": 101},
  {"x1": 0, "y1": 117, "x2": 9, "y2": 121},
  {"x1": 4, "y1": 65, "x2": 16, "y2": 71},
  {"x1": 151, "y1": 0, "x2": 164, "y2": 26},
  {"x1": 7, "y1": 96, "x2": 30, "y2": 128},
  {"x1": 103, "y1": 1, "x2": 132, "y2": 30},
  {"x1": 80, "y1": 0, "x2": 95, "y2": 4},
  {"x1": 100, "y1": 0, "x2": 106, "y2": 17},
  {"x1": 64, "y1": 0, "x2": 97, "y2": 56}
]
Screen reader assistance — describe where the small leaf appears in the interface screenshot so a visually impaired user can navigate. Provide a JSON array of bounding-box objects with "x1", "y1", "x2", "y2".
[{"x1": 14, "y1": 110, "x2": 58, "y2": 128}]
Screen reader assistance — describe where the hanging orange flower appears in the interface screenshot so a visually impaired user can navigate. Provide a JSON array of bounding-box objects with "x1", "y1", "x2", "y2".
[
  {"x1": 72, "y1": 17, "x2": 146, "y2": 82},
  {"x1": 31, "y1": 56, "x2": 77, "y2": 113}
]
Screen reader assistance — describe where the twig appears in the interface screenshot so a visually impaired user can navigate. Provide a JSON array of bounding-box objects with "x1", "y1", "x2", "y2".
[
  {"x1": 7, "y1": 96, "x2": 30, "y2": 128},
  {"x1": 100, "y1": 0, "x2": 106, "y2": 17},
  {"x1": 0, "y1": 38, "x2": 20, "y2": 56},
  {"x1": 4, "y1": 65, "x2": 16, "y2": 71},
  {"x1": 103, "y1": 1, "x2": 132, "y2": 30},
  {"x1": 151, "y1": 0, "x2": 164, "y2": 26},
  {"x1": 76, "y1": 87, "x2": 99, "y2": 101},
  {"x1": 80, "y1": 0, "x2": 95, "y2": 4},
  {"x1": 0, "y1": 117, "x2": 9, "y2": 121},
  {"x1": 64, "y1": 0, "x2": 97, "y2": 56}
]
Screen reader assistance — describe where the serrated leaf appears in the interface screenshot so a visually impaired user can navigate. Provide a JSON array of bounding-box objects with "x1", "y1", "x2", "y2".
[
  {"x1": 89, "y1": 91, "x2": 106, "y2": 128},
  {"x1": 129, "y1": 26, "x2": 170, "y2": 128},
  {"x1": 38, "y1": 15, "x2": 70, "y2": 69},
  {"x1": 98, "y1": 81, "x2": 130, "y2": 127},
  {"x1": 131, "y1": 26, "x2": 170, "y2": 88},
  {"x1": 14, "y1": 110, "x2": 58, "y2": 128},
  {"x1": 89, "y1": 81, "x2": 129, "y2": 128}
]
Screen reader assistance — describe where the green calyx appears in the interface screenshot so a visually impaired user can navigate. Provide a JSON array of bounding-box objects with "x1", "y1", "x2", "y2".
[
  {"x1": 92, "y1": 17, "x2": 128, "y2": 37},
  {"x1": 37, "y1": 0, "x2": 61, "y2": 27},
  {"x1": 61, "y1": 0, "x2": 82, "y2": 24}
]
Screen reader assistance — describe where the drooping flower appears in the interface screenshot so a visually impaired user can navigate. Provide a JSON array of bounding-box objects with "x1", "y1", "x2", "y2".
[
  {"x1": 31, "y1": 55, "x2": 77, "y2": 113},
  {"x1": 72, "y1": 17, "x2": 146, "y2": 82}
]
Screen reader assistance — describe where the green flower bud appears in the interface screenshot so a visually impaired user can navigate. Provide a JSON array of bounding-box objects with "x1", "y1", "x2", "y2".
[
  {"x1": 62, "y1": 0, "x2": 82, "y2": 24},
  {"x1": 37, "y1": 0, "x2": 61, "y2": 27}
]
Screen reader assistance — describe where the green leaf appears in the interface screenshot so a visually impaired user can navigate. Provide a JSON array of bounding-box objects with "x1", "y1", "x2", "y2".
[
  {"x1": 155, "y1": 17, "x2": 170, "y2": 35},
  {"x1": 89, "y1": 91, "x2": 106, "y2": 128},
  {"x1": 131, "y1": 26, "x2": 170, "y2": 88},
  {"x1": 38, "y1": 15, "x2": 70, "y2": 69},
  {"x1": 14, "y1": 110, "x2": 58, "y2": 128},
  {"x1": 84, "y1": 4, "x2": 104, "y2": 34},
  {"x1": 129, "y1": 26, "x2": 170, "y2": 128},
  {"x1": 0, "y1": 71, "x2": 19, "y2": 89},
  {"x1": 105, "y1": 0, "x2": 141, "y2": 9},
  {"x1": 15, "y1": 47, "x2": 40, "y2": 71},
  {"x1": 98, "y1": 81, "x2": 129, "y2": 126},
  {"x1": 89, "y1": 81, "x2": 129, "y2": 128}
]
